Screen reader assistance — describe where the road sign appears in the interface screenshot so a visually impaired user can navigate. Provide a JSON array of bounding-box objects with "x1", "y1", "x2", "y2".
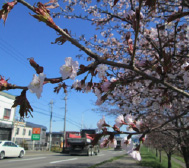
[
  {"x1": 32, "y1": 134, "x2": 40, "y2": 140},
  {"x1": 32, "y1": 128, "x2": 41, "y2": 134}
]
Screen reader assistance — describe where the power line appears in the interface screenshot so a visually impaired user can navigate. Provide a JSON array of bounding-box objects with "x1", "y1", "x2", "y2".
[
  {"x1": 0, "y1": 41, "x2": 31, "y2": 71},
  {"x1": 66, "y1": 119, "x2": 81, "y2": 129}
]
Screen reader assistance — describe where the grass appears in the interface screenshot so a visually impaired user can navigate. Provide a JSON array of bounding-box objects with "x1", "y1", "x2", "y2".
[
  {"x1": 139, "y1": 146, "x2": 184, "y2": 168},
  {"x1": 173, "y1": 154, "x2": 185, "y2": 163},
  {"x1": 51, "y1": 146, "x2": 62, "y2": 152},
  {"x1": 88, "y1": 155, "x2": 125, "y2": 168}
]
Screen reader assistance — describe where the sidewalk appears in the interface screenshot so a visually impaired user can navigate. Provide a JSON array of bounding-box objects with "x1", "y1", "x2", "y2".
[{"x1": 94, "y1": 154, "x2": 147, "y2": 168}]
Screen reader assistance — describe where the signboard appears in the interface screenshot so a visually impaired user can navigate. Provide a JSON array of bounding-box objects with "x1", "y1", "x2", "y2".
[
  {"x1": 32, "y1": 128, "x2": 41, "y2": 134},
  {"x1": 32, "y1": 134, "x2": 40, "y2": 140}
]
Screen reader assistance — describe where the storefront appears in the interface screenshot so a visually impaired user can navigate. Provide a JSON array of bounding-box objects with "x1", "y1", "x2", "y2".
[{"x1": 0, "y1": 122, "x2": 13, "y2": 140}]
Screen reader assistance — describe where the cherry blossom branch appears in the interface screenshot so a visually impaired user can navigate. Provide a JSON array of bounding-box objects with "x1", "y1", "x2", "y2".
[
  {"x1": 45, "y1": 61, "x2": 99, "y2": 83},
  {"x1": 5, "y1": 85, "x2": 28, "y2": 90},
  {"x1": 130, "y1": 0, "x2": 142, "y2": 66},
  {"x1": 150, "y1": 110, "x2": 188, "y2": 132},
  {"x1": 100, "y1": 10, "x2": 132, "y2": 24},
  {"x1": 97, "y1": 59, "x2": 189, "y2": 98},
  {"x1": 16, "y1": 0, "x2": 189, "y2": 98}
]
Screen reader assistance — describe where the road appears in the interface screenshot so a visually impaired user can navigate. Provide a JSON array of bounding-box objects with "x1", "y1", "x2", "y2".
[{"x1": 0, "y1": 149, "x2": 125, "y2": 168}]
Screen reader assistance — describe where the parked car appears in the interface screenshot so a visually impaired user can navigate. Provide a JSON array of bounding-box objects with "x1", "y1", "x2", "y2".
[{"x1": 0, "y1": 141, "x2": 25, "y2": 160}]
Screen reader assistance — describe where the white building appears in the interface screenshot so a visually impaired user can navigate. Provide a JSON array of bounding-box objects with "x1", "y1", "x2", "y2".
[
  {"x1": 0, "y1": 91, "x2": 47, "y2": 150},
  {"x1": 12, "y1": 121, "x2": 32, "y2": 144},
  {"x1": 12, "y1": 121, "x2": 47, "y2": 150},
  {"x1": 0, "y1": 91, "x2": 16, "y2": 140}
]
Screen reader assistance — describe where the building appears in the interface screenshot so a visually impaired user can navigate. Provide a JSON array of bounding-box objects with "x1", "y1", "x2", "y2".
[
  {"x1": 12, "y1": 120, "x2": 47, "y2": 150},
  {"x1": 0, "y1": 91, "x2": 16, "y2": 140},
  {"x1": 46, "y1": 132, "x2": 64, "y2": 147},
  {"x1": 26, "y1": 122, "x2": 47, "y2": 146},
  {"x1": 0, "y1": 91, "x2": 47, "y2": 150},
  {"x1": 12, "y1": 120, "x2": 32, "y2": 144}
]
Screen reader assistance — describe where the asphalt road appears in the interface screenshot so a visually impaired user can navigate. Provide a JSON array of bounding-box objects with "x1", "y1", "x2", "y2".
[{"x1": 0, "y1": 149, "x2": 125, "y2": 168}]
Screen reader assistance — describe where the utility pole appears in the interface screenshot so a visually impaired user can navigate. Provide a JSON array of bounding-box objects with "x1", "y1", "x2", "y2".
[
  {"x1": 63, "y1": 92, "x2": 67, "y2": 153},
  {"x1": 49, "y1": 100, "x2": 53, "y2": 151}
]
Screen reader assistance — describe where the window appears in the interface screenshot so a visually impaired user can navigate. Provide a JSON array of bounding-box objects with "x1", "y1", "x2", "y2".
[
  {"x1": 16, "y1": 128, "x2": 19, "y2": 135},
  {"x1": 3, "y1": 108, "x2": 11, "y2": 120},
  {"x1": 3, "y1": 142, "x2": 11, "y2": 146},
  {"x1": 10, "y1": 142, "x2": 17, "y2": 147},
  {"x1": 28, "y1": 130, "x2": 31, "y2": 136},
  {"x1": 23, "y1": 129, "x2": 26, "y2": 135}
]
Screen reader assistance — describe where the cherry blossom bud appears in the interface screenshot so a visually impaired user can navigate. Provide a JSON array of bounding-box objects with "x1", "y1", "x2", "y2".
[
  {"x1": 0, "y1": 76, "x2": 8, "y2": 88},
  {"x1": 113, "y1": 124, "x2": 120, "y2": 132},
  {"x1": 125, "y1": 32, "x2": 131, "y2": 41}
]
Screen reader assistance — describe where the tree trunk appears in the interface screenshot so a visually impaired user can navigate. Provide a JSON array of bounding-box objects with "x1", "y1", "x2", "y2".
[
  {"x1": 181, "y1": 146, "x2": 189, "y2": 168},
  {"x1": 156, "y1": 148, "x2": 158, "y2": 157},
  {"x1": 167, "y1": 153, "x2": 172, "y2": 168},
  {"x1": 159, "y1": 150, "x2": 162, "y2": 163}
]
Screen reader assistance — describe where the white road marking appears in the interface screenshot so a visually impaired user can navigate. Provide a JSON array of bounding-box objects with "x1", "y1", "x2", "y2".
[
  {"x1": 26, "y1": 154, "x2": 54, "y2": 157},
  {"x1": 97, "y1": 154, "x2": 105, "y2": 156},
  {"x1": 50, "y1": 158, "x2": 78, "y2": 164},
  {"x1": 8, "y1": 157, "x2": 46, "y2": 162}
]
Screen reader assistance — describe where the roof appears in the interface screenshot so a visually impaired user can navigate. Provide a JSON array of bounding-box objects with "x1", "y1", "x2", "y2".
[
  {"x1": 46, "y1": 131, "x2": 80, "y2": 135},
  {"x1": 26, "y1": 121, "x2": 47, "y2": 130},
  {"x1": 46, "y1": 132, "x2": 63, "y2": 135},
  {"x1": 0, "y1": 91, "x2": 16, "y2": 100}
]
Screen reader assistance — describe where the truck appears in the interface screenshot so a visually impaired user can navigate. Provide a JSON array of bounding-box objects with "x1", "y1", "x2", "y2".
[
  {"x1": 62, "y1": 131, "x2": 80, "y2": 153},
  {"x1": 67, "y1": 129, "x2": 100, "y2": 156}
]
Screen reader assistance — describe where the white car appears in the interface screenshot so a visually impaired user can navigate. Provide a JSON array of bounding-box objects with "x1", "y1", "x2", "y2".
[{"x1": 0, "y1": 141, "x2": 25, "y2": 160}]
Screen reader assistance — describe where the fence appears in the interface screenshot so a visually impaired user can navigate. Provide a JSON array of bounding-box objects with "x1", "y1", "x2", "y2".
[{"x1": 16, "y1": 140, "x2": 48, "y2": 151}]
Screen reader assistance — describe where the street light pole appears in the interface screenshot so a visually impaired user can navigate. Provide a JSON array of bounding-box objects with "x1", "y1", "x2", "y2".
[
  {"x1": 49, "y1": 100, "x2": 53, "y2": 151},
  {"x1": 63, "y1": 92, "x2": 67, "y2": 153},
  {"x1": 63, "y1": 93, "x2": 67, "y2": 153}
]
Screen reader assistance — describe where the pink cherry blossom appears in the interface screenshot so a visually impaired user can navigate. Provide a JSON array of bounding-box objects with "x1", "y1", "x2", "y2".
[
  {"x1": 28, "y1": 73, "x2": 46, "y2": 99},
  {"x1": 97, "y1": 116, "x2": 107, "y2": 130},
  {"x1": 109, "y1": 138, "x2": 117, "y2": 148},
  {"x1": 72, "y1": 79, "x2": 83, "y2": 89},
  {"x1": 96, "y1": 64, "x2": 108, "y2": 79},
  {"x1": 121, "y1": 137, "x2": 133, "y2": 151},
  {"x1": 101, "y1": 81, "x2": 111, "y2": 92},
  {"x1": 110, "y1": 77, "x2": 117, "y2": 82},
  {"x1": 128, "y1": 150, "x2": 141, "y2": 161},
  {"x1": 100, "y1": 138, "x2": 109, "y2": 148},
  {"x1": 181, "y1": 62, "x2": 189, "y2": 70},
  {"x1": 136, "y1": 120, "x2": 143, "y2": 130},
  {"x1": 125, "y1": 114, "x2": 134, "y2": 124},
  {"x1": 59, "y1": 57, "x2": 79, "y2": 80},
  {"x1": 84, "y1": 82, "x2": 92, "y2": 93},
  {"x1": 94, "y1": 87, "x2": 101, "y2": 99},
  {"x1": 115, "y1": 114, "x2": 125, "y2": 127}
]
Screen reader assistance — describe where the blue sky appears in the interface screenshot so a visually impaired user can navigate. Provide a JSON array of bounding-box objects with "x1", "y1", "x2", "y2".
[{"x1": 0, "y1": 0, "x2": 116, "y2": 132}]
